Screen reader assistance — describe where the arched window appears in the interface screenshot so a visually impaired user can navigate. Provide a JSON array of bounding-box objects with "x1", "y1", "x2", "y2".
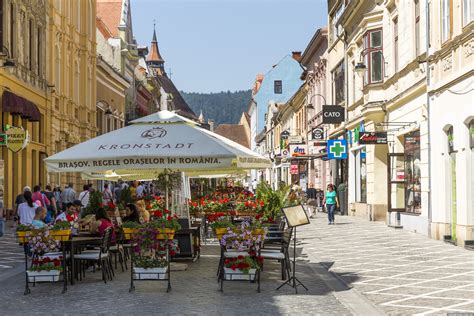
[{"x1": 447, "y1": 126, "x2": 454, "y2": 153}]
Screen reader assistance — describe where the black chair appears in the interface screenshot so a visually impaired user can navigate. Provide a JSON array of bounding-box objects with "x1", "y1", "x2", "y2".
[
  {"x1": 74, "y1": 228, "x2": 114, "y2": 283},
  {"x1": 260, "y1": 228, "x2": 292, "y2": 280},
  {"x1": 109, "y1": 227, "x2": 127, "y2": 272}
]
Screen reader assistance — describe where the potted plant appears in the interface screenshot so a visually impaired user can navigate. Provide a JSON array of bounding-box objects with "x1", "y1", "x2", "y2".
[
  {"x1": 132, "y1": 255, "x2": 168, "y2": 280},
  {"x1": 83, "y1": 191, "x2": 103, "y2": 217},
  {"x1": 122, "y1": 221, "x2": 142, "y2": 240},
  {"x1": 28, "y1": 229, "x2": 61, "y2": 256},
  {"x1": 221, "y1": 221, "x2": 263, "y2": 251},
  {"x1": 223, "y1": 255, "x2": 263, "y2": 280},
  {"x1": 148, "y1": 210, "x2": 181, "y2": 240},
  {"x1": 27, "y1": 256, "x2": 63, "y2": 282},
  {"x1": 50, "y1": 221, "x2": 72, "y2": 241},
  {"x1": 16, "y1": 224, "x2": 33, "y2": 244},
  {"x1": 251, "y1": 214, "x2": 268, "y2": 236},
  {"x1": 209, "y1": 215, "x2": 234, "y2": 240}
]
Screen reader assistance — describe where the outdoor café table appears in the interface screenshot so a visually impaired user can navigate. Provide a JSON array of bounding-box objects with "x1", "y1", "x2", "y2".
[{"x1": 67, "y1": 236, "x2": 103, "y2": 285}]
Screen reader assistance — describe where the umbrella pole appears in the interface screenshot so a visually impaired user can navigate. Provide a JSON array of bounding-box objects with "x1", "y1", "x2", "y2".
[{"x1": 165, "y1": 173, "x2": 169, "y2": 211}]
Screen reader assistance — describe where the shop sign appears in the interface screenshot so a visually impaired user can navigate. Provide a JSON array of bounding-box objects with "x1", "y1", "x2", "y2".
[
  {"x1": 327, "y1": 139, "x2": 347, "y2": 160},
  {"x1": 313, "y1": 141, "x2": 327, "y2": 147},
  {"x1": 289, "y1": 144, "x2": 307, "y2": 157},
  {"x1": 322, "y1": 105, "x2": 345, "y2": 124},
  {"x1": 359, "y1": 132, "x2": 388, "y2": 145},
  {"x1": 281, "y1": 162, "x2": 291, "y2": 168},
  {"x1": 0, "y1": 134, "x2": 7, "y2": 146},
  {"x1": 288, "y1": 135, "x2": 303, "y2": 144},
  {"x1": 282, "y1": 148, "x2": 290, "y2": 157},
  {"x1": 290, "y1": 164, "x2": 299, "y2": 175},
  {"x1": 6, "y1": 126, "x2": 29, "y2": 153},
  {"x1": 311, "y1": 127, "x2": 324, "y2": 140}
]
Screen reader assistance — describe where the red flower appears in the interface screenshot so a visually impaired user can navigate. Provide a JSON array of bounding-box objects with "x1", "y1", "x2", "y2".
[
  {"x1": 237, "y1": 255, "x2": 244, "y2": 260},
  {"x1": 255, "y1": 214, "x2": 262, "y2": 220},
  {"x1": 167, "y1": 215, "x2": 172, "y2": 221},
  {"x1": 224, "y1": 259, "x2": 230, "y2": 264},
  {"x1": 164, "y1": 209, "x2": 170, "y2": 214},
  {"x1": 154, "y1": 211, "x2": 163, "y2": 218}
]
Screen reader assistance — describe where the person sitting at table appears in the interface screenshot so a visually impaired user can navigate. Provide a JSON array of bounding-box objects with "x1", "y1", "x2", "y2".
[
  {"x1": 93, "y1": 208, "x2": 115, "y2": 240},
  {"x1": 55, "y1": 202, "x2": 78, "y2": 223},
  {"x1": 122, "y1": 203, "x2": 141, "y2": 223},
  {"x1": 135, "y1": 200, "x2": 150, "y2": 223},
  {"x1": 31, "y1": 207, "x2": 47, "y2": 229}
]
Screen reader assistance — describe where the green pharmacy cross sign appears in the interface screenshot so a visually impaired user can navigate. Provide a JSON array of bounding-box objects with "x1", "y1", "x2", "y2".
[{"x1": 327, "y1": 139, "x2": 347, "y2": 159}]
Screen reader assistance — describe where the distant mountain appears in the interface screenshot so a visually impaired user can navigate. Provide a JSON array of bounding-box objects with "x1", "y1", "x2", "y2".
[{"x1": 180, "y1": 90, "x2": 251, "y2": 125}]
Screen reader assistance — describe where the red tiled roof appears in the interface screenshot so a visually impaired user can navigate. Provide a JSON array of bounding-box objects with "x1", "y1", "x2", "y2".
[
  {"x1": 147, "y1": 29, "x2": 164, "y2": 62},
  {"x1": 96, "y1": 0, "x2": 123, "y2": 38},
  {"x1": 214, "y1": 124, "x2": 250, "y2": 148},
  {"x1": 96, "y1": 17, "x2": 113, "y2": 39}
]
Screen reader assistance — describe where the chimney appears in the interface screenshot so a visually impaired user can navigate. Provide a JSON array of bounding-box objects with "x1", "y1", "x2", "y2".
[
  {"x1": 292, "y1": 51, "x2": 302, "y2": 62},
  {"x1": 208, "y1": 119, "x2": 215, "y2": 132}
]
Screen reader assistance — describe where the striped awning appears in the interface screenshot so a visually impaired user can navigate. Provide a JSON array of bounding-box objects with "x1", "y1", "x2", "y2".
[{"x1": 1, "y1": 90, "x2": 41, "y2": 121}]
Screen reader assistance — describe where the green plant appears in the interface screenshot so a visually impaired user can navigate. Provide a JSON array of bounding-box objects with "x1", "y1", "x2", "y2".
[
  {"x1": 30, "y1": 256, "x2": 63, "y2": 272},
  {"x1": 210, "y1": 217, "x2": 234, "y2": 230},
  {"x1": 224, "y1": 255, "x2": 263, "y2": 274},
  {"x1": 51, "y1": 221, "x2": 71, "y2": 231},
  {"x1": 122, "y1": 221, "x2": 142, "y2": 229},
  {"x1": 132, "y1": 255, "x2": 167, "y2": 269},
  {"x1": 256, "y1": 182, "x2": 291, "y2": 219},
  {"x1": 119, "y1": 187, "x2": 133, "y2": 205},
  {"x1": 16, "y1": 224, "x2": 33, "y2": 231},
  {"x1": 153, "y1": 171, "x2": 182, "y2": 192},
  {"x1": 83, "y1": 191, "x2": 103, "y2": 216}
]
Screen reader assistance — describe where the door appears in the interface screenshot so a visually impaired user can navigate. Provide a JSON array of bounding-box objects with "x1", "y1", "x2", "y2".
[{"x1": 387, "y1": 153, "x2": 405, "y2": 213}]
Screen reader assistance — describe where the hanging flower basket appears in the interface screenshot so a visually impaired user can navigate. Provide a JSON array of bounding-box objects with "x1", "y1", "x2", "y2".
[
  {"x1": 27, "y1": 270, "x2": 61, "y2": 282},
  {"x1": 223, "y1": 268, "x2": 256, "y2": 281},
  {"x1": 17, "y1": 231, "x2": 31, "y2": 244},
  {"x1": 50, "y1": 229, "x2": 71, "y2": 241},
  {"x1": 156, "y1": 228, "x2": 175, "y2": 240},
  {"x1": 133, "y1": 267, "x2": 168, "y2": 280}
]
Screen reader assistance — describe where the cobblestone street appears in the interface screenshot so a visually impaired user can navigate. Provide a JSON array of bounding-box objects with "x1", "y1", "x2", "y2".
[
  {"x1": 1, "y1": 215, "x2": 474, "y2": 315},
  {"x1": 299, "y1": 214, "x2": 474, "y2": 315}
]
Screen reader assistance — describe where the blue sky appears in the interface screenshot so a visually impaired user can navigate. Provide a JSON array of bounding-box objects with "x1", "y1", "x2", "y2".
[{"x1": 132, "y1": 0, "x2": 328, "y2": 93}]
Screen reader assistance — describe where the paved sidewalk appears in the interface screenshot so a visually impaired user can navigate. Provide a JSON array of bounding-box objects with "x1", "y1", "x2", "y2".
[
  {"x1": 298, "y1": 213, "x2": 474, "y2": 315},
  {"x1": 0, "y1": 227, "x2": 360, "y2": 315}
]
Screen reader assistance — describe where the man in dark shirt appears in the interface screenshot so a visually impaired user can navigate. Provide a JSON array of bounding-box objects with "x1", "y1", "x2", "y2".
[{"x1": 15, "y1": 186, "x2": 31, "y2": 216}]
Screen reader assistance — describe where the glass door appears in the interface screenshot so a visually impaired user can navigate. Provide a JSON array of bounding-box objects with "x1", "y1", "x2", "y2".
[{"x1": 387, "y1": 153, "x2": 405, "y2": 213}]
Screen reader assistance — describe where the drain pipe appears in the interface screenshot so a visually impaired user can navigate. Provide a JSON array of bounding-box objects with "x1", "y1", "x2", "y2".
[{"x1": 425, "y1": 0, "x2": 433, "y2": 238}]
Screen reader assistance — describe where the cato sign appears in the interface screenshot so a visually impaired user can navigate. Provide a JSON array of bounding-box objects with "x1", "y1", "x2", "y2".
[
  {"x1": 327, "y1": 139, "x2": 347, "y2": 160},
  {"x1": 6, "y1": 126, "x2": 29, "y2": 153}
]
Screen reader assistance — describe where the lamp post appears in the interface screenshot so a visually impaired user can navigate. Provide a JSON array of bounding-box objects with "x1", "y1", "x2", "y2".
[{"x1": 0, "y1": 46, "x2": 16, "y2": 69}]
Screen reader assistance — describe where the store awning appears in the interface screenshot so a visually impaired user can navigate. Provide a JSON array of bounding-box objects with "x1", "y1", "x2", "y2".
[{"x1": 1, "y1": 90, "x2": 41, "y2": 121}]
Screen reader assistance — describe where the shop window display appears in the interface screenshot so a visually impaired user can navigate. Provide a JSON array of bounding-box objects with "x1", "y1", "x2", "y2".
[{"x1": 404, "y1": 130, "x2": 421, "y2": 213}]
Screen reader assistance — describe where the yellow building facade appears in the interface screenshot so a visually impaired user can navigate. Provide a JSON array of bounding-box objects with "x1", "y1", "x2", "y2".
[
  {"x1": 47, "y1": 0, "x2": 97, "y2": 188},
  {"x1": 0, "y1": 0, "x2": 49, "y2": 212}
]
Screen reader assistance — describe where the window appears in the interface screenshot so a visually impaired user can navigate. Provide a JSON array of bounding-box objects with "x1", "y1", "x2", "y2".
[
  {"x1": 447, "y1": 126, "x2": 454, "y2": 153},
  {"x1": 274, "y1": 80, "x2": 282, "y2": 94},
  {"x1": 331, "y1": 3, "x2": 344, "y2": 42},
  {"x1": 469, "y1": 120, "x2": 474, "y2": 149},
  {"x1": 9, "y1": 3, "x2": 14, "y2": 58},
  {"x1": 393, "y1": 18, "x2": 399, "y2": 72},
  {"x1": 29, "y1": 20, "x2": 32, "y2": 70},
  {"x1": 363, "y1": 29, "x2": 383, "y2": 85},
  {"x1": 441, "y1": 0, "x2": 452, "y2": 43},
  {"x1": 415, "y1": 0, "x2": 420, "y2": 57},
  {"x1": 332, "y1": 61, "x2": 345, "y2": 104},
  {"x1": 37, "y1": 27, "x2": 41, "y2": 75},
  {"x1": 404, "y1": 130, "x2": 421, "y2": 214},
  {"x1": 354, "y1": 148, "x2": 367, "y2": 203},
  {"x1": 0, "y1": 0, "x2": 3, "y2": 50},
  {"x1": 464, "y1": 0, "x2": 474, "y2": 26}
]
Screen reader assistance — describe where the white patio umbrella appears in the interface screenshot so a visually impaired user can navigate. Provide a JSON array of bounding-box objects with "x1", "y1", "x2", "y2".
[{"x1": 45, "y1": 110, "x2": 270, "y2": 175}]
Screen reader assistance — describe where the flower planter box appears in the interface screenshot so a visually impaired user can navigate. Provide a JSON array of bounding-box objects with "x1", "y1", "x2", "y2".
[
  {"x1": 223, "y1": 268, "x2": 256, "y2": 281},
  {"x1": 27, "y1": 270, "x2": 61, "y2": 282},
  {"x1": 252, "y1": 228, "x2": 265, "y2": 236},
  {"x1": 214, "y1": 227, "x2": 228, "y2": 240},
  {"x1": 17, "y1": 231, "x2": 31, "y2": 244},
  {"x1": 156, "y1": 228, "x2": 175, "y2": 240},
  {"x1": 123, "y1": 228, "x2": 139, "y2": 240},
  {"x1": 50, "y1": 229, "x2": 71, "y2": 241},
  {"x1": 133, "y1": 267, "x2": 168, "y2": 280}
]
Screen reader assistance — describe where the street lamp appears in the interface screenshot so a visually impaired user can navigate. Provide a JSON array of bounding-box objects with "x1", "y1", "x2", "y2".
[
  {"x1": 306, "y1": 93, "x2": 327, "y2": 109},
  {"x1": 0, "y1": 46, "x2": 16, "y2": 69},
  {"x1": 354, "y1": 47, "x2": 387, "y2": 77}
]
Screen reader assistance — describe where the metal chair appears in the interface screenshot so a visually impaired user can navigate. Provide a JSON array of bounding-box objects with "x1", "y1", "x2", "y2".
[{"x1": 260, "y1": 227, "x2": 292, "y2": 280}]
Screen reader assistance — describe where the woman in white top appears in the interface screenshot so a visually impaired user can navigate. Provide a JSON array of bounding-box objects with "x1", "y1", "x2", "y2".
[{"x1": 18, "y1": 191, "x2": 38, "y2": 225}]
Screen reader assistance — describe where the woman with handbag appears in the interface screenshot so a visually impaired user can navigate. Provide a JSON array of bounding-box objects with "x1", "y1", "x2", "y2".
[{"x1": 324, "y1": 184, "x2": 339, "y2": 225}]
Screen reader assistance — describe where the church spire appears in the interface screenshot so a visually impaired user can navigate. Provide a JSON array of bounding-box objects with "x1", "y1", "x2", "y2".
[{"x1": 146, "y1": 21, "x2": 165, "y2": 74}]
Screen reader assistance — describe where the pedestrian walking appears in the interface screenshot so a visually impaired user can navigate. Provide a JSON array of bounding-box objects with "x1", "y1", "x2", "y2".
[
  {"x1": 61, "y1": 184, "x2": 76, "y2": 210},
  {"x1": 53, "y1": 186, "x2": 62, "y2": 211},
  {"x1": 102, "y1": 183, "x2": 113, "y2": 203},
  {"x1": 17, "y1": 191, "x2": 38, "y2": 225},
  {"x1": 306, "y1": 183, "x2": 317, "y2": 218},
  {"x1": 324, "y1": 184, "x2": 339, "y2": 225},
  {"x1": 113, "y1": 182, "x2": 123, "y2": 203},
  {"x1": 43, "y1": 185, "x2": 58, "y2": 219},
  {"x1": 14, "y1": 186, "x2": 31, "y2": 218},
  {"x1": 78, "y1": 185, "x2": 91, "y2": 212}
]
